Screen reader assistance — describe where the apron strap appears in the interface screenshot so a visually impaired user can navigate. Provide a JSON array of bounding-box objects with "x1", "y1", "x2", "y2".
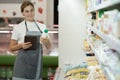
[{"x1": 25, "y1": 20, "x2": 43, "y2": 34}]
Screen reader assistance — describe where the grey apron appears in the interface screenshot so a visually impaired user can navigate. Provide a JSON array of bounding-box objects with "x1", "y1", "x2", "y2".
[{"x1": 13, "y1": 21, "x2": 43, "y2": 80}]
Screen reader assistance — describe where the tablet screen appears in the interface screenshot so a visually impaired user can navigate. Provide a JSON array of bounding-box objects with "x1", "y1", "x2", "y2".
[{"x1": 24, "y1": 35, "x2": 37, "y2": 50}]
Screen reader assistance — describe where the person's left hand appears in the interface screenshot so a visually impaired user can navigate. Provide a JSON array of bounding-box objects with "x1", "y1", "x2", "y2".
[{"x1": 40, "y1": 37, "x2": 49, "y2": 44}]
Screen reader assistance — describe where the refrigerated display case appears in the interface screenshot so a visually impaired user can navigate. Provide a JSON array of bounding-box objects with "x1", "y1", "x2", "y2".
[{"x1": 0, "y1": 17, "x2": 23, "y2": 55}]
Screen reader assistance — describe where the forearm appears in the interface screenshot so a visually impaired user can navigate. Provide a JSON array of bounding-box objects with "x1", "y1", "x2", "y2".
[{"x1": 10, "y1": 43, "x2": 22, "y2": 51}]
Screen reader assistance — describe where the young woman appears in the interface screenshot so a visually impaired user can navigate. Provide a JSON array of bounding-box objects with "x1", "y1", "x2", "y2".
[{"x1": 9, "y1": 1, "x2": 51, "y2": 80}]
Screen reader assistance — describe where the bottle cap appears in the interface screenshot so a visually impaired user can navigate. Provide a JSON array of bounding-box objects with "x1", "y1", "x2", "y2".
[{"x1": 44, "y1": 29, "x2": 48, "y2": 33}]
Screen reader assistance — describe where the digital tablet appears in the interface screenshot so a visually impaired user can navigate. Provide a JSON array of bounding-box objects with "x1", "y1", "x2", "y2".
[{"x1": 24, "y1": 35, "x2": 37, "y2": 50}]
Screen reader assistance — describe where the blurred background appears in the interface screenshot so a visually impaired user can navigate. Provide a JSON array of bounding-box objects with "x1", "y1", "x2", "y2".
[{"x1": 0, "y1": 0, "x2": 59, "y2": 56}]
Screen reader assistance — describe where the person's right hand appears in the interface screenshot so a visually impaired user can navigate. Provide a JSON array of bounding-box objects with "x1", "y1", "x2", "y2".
[{"x1": 21, "y1": 42, "x2": 32, "y2": 49}]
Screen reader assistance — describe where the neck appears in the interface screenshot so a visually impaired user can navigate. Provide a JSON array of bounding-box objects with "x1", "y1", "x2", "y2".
[{"x1": 25, "y1": 19, "x2": 34, "y2": 22}]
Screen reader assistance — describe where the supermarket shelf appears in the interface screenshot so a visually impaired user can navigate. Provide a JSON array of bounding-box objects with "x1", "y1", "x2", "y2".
[
  {"x1": 104, "y1": 67, "x2": 116, "y2": 80},
  {"x1": 87, "y1": 1, "x2": 120, "y2": 80},
  {"x1": 48, "y1": 28, "x2": 58, "y2": 31},
  {"x1": 48, "y1": 30, "x2": 58, "y2": 33},
  {"x1": 0, "y1": 31, "x2": 12, "y2": 33},
  {"x1": 87, "y1": 36, "x2": 103, "y2": 66},
  {"x1": 0, "y1": 27, "x2": 13, "y2": 31},
  {"x1": 0, "y1": 28, "x2": 58, "y2": 34},
  {"x1": 89, "y1": 26, "x2": 120, "y2": 54},
  {"x1": 87, "y1": 36, "x2": 116, "y2": 80},
  {"x1": 88, "y1": 0, "x2": 120, "y2": 13}
]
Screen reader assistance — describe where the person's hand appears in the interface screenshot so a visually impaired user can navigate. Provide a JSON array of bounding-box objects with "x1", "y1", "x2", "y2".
[
  {"x1": 21, "y1": 42, "x2": 32, "y2": 49},
  {"x1": 40, "y1": 37, "x2": 51, "y2": 49},
  {"x1": 40, "y1": 37, "x2": 49, "y2": 44}
]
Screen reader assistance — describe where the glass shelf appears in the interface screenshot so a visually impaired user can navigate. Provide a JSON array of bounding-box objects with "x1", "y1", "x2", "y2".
[
  {"x1": 89, "y1": 26, "x2": 120, "y2": 54},
  {"x1": 88, "y1": 0, "x2": 120, "y2": 13},
  {"x1": 87, "y1": 36, "x2": 116, "y2": 80}
]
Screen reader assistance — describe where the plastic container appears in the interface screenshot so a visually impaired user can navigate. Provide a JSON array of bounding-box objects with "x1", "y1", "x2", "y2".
[{"x1": 41, "y1": 29, "x2": 48, "y2": 38}]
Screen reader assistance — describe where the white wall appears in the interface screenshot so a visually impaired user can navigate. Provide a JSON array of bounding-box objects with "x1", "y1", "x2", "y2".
[
  {"x1": 33, "y1": 0, "x2": 47, "y2": 24},
  {"x1": 0, "y1": 4, "x2": 22, "y2": 17},
  {"x1": 0, "y1": 0, "x2": 49, "y2": 25},
  {"x1": 0, "y1": 0, "x2": 54, "y2": 27},
  {"x1": 59, "y1": 0, "x2": 88, "y2": 67},
  {"x1": 46, "y1": 0, "x2": 54, "y2": 28}
]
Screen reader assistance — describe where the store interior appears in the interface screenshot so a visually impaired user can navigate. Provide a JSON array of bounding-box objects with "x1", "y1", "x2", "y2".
[{"x1": 0, "y1": 0, "x2": 120, "y2": 80}]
